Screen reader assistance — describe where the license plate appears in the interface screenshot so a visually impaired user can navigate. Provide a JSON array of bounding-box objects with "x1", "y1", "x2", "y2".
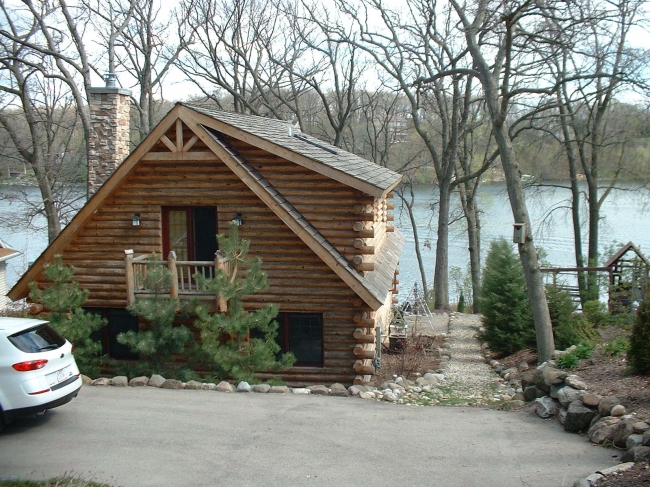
[{"x1": 47, "y1": 366, "x2": 71, "y2": 386}]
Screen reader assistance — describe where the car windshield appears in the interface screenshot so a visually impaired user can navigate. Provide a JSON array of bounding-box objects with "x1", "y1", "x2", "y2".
[{"x1": 8, "y1": 323, "x2": 66, "y2": 353}]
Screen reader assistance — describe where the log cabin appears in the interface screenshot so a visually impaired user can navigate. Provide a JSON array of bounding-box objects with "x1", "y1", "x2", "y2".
[{"x1": 9, "y1": 86, "x2": 404, "y2": 386}]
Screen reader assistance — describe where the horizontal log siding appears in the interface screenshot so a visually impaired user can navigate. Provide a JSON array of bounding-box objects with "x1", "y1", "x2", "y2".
[
  {"x1": 223, "y1": 135, "x2": 377, "y2": 271},
  {"x1": 34, "y1": 126, "x2": 377, "y2": 384}
]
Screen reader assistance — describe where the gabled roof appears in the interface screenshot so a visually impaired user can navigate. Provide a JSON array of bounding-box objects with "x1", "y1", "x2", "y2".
[
  {"x1": 9, "y1": 104, "x2": 403, "y2": 310},
  {"x1": 202, "y1": 126, "x2": 404, "y2": 308},
  {"x1": 186, "y1": 104, "x2": 401, "y2": 197},
  {"x1": 605, "y1": 242, "x2": 650, "y2": 268},
  {"x1": 0, "y1": 238, "x2": 20, "y2": 263}
]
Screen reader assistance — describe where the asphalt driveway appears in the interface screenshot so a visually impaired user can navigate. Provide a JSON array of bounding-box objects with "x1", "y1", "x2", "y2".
[{"x1": 0, "y1": 385, "x2": 616, "y2": 487}]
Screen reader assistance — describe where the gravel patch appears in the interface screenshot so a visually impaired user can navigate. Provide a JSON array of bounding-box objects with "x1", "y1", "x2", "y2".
[{"x1": 438, "y1": 313, "x2": 510, "y2": 406}]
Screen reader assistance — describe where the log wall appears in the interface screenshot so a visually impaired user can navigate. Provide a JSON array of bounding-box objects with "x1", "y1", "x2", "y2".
[{"x1": 35, "y1": 122, "x2": 388, "y2": 385}]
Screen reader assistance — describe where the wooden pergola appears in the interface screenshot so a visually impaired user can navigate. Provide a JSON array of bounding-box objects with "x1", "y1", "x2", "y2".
[{"x1": 541, "y1": 242, "x2": 650, "y2": 312}]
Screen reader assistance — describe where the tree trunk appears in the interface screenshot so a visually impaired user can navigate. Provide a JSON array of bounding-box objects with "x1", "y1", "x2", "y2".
[
  {"x1": 464, "y1": 185, "x2": 482, "y2": 313},
  {"x1": 493, "y1": 125, "x2": 555, "y2": 363},
  {"x1": 433, "y1": 184, "x2": 450, "y2": 310},
  {"x1": 452, "y1": 0, "x2": 555, "y2": 362}
]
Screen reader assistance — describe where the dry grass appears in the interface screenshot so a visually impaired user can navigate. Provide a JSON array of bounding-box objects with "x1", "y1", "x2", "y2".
[{"x1": 370, "y1": 333, "x2": 443, "y2": 386}]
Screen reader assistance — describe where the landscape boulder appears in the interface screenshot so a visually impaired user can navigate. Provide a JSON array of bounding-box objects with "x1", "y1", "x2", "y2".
[
  {"x1": 252, "y1": 384, "x2": 271, "y2": 393},
  {"x1": 557, "y1": 386, "x2": 582, "y2": 408},
  {"x1": 236, "y1": 381, "x2": 251, "y2": 392},
  {"x1": 309, "y1": 385, "x2": 330, "y2": 395},
  {"x1": 564, "y1": 375, "x2": 587, "y2": 390},
  {"x1": 626, "y1": 434, "x2": 644, "y2": 450},
  {"x1": 148, "y1": 374, "x2": 166, "y2": 388},
  {"x1": 292, "y1": 388, "x2": 311, "y2": 395},
  {"x1": 580, "y1": 393, "x2": 602, "y2": 408},
  {"x1": 162, "y1": 379, "x2": 183, "y2": 390},
  {"x1": 330, "y1": 383, "x2": 349, "y2": 397},
  {"x1": 129, "y1": 376, "x2": 149, "y2": 387},
  {"x1": 269, "y1": 385, "x2": 290, "y2": 394},
  {"x1": 534, "y1": 365, "x2": 564, "y2": 393},
  {"x1": 110, "y1": 376, "x2": 128, "y2": 387},
  {"x1": 534, "y1": 397, "x2": 558, "y2": 419},
  {"x1": 611, "y1": 404, "x2": 626, "y2": 417},
  {"x1": 598, "y1": 396, "x2": 621, "y2": 416},
  {"x1": 423, "y1": 373, "x2": 444, "y2": 384},
  {"x1": 216, "y1": 381, "x2": 234, "y2": 393},
  {"x1": 520, "y1": 373, "x2": 535, "y2": 389},
  {"x1": 588, "y1": 416, "x2": 620, "y2": 444},
  {"x1": 185, "y1": 380, "x2": 203, "y2": 390},
  {"x1": 348, "y1": 386, "x2": 362, "y2": 397},
  {"x1": 612, "y1": 416, "x2": 637, "y2": 448},
  {"x1": 621, "y1": 446, "x2": 650, "y2": 463},
  {"x1": 564, "y1": 400, "x2": 598, "y2": 433},
  {"x1": 523, "y1": 386, "x2": 546, "y2": 402},
  {"x1": 91, "y1": 377, "x2": 110, "y2": 387}
]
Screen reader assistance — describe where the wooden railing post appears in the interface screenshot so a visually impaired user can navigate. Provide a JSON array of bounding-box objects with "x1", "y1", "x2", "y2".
[
  {"x1": 215, "y1": 250, "x2": 227, "y2": 313},
  {"x1": 125, "y1": 249, "x2": 135, "y2": 306},
  {"x1": 168, "y1": 251, "x2": 179, "y2": 300}
]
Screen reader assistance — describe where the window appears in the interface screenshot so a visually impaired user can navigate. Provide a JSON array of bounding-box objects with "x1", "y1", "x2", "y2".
[
  {"x1": 87, "y1": 308, "x2": 139, "y2": 359},
  {"x1": 8, "y1": 323, "x2": 65, "y2": 353},
  {"x1": 276, "y1": 313, "x2": 323, "y2": 367},
  {"x1": 162, "y1": 207, "x2": 218, "y2": 261}
]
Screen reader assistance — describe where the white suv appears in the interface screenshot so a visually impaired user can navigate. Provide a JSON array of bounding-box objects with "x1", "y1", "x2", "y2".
[{"x1": 0, "y1": 317, "x2": 82, "y2": 429}]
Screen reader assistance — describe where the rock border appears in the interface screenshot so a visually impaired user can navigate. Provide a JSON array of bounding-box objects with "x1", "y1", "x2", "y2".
[
  {"x1": 83, "y1": 372, "x2": 456, "y2": 405},
  {"x1": 484, "y1": 354, "x2": 650, "y2": 485}
]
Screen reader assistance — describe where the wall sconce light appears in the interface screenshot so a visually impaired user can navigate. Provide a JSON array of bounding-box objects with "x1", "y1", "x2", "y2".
[
  {"x1": 132, "y1": 213, "x2": 141, "y2": 226},
  {"x1": 233, "y1": 213, "x2": 243, "y2": 226}
]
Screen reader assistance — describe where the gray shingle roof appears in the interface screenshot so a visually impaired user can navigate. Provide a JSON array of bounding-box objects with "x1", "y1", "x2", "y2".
[
  {"x1": 204, "y1": 126, "x2": 404, "y2": 307},
  {"x1": 185, "y1": 104, "x2": 402, "y2": 195}
]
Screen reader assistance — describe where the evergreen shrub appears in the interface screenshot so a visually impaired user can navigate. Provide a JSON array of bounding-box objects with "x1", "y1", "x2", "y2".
[
  {"x1": 194, "y1": 223, "x2": 295, "y2": 383},
  {"x1": 628, "y1": 296, "x2": 650, "y2": 374},
  {"x1": 479, "y1": 238, "x2": 535, "y2": 355},
  {"x1": 118, "y1": 254, "x2": 196, "y2": 374},
  {"x1": 29, "y1": 255, "x2": 105, "y2": 376}
]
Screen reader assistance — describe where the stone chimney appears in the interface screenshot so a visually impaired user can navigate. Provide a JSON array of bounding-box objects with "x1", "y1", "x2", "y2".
[{"x1": 87, "y1": 73, "x2": 132, "y2": 196}]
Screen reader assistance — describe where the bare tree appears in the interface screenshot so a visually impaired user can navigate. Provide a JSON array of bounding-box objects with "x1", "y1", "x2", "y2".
[
  {"x1": 176, "y1": 0, "x2": 297, "y2": 116},
  {"x1": 88, "y1": 0, "x2": 182, "y2": 141},
  {"x1": 0, "y1": 2, "x2": 85, "y2": 242},
  {"x1": 547, "y1": 0, "x2": 648, "y2": 303},
  {"x1": 0, "y1": 0, "x2": 135, "y2": 212},
  {"x1": 450, "y1": 0, "x2": 558, "y2": 361},
  {"x1": 332, "y1": 0, "x2": 492, "y2": 309}
]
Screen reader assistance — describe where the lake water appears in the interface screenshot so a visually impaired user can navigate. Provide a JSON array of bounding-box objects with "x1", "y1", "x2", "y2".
[
  {"x1": 395, "y1": 183, "x2": 650, "y2": 302},
  {"x1": 1, "y1": 183, "x2": 649, "y2": 302}
]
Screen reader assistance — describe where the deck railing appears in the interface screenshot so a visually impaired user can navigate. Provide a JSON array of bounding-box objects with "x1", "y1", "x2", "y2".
[{"x1": 124, "y1": 249, "x2": 231, "y2": 311}]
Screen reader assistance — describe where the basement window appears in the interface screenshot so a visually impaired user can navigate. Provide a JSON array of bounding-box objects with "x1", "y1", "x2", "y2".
[{"x1": 276, "y1": 312, "x2": 323, "y2": 367}]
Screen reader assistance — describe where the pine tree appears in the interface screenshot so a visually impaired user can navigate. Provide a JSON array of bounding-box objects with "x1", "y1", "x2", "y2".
[
  {"x1": 29, "y1": 255, "x2": 105, "y2": 375},
  {"x1": 480, "y1": 238, "x2": 536, "y2": 355},
  {"x1": 118, "y1": 254, "x2": 194, "y2": 373},
  {"x1": 194, "y1": 223, "x2": 295, "y2": 383},
  {"x1": 628, "y1": 294, "x2": 650, "y2": 374}
]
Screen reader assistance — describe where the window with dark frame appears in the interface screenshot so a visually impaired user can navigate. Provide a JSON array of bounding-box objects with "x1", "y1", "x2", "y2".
[
  {"x1": 86, "y1": 307, "x2": 139, "y2": 359},
  {"x1": 275, "y1": 312, "x2": 323, "y2": 367},
  {"x1": 162, "y1": 207, "x2": 218, "y2": 261}
]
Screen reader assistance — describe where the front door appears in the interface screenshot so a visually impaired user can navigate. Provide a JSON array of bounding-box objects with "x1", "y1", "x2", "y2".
[{"x1": 162, "y1": 207, "x2": 218, "y2": 261}]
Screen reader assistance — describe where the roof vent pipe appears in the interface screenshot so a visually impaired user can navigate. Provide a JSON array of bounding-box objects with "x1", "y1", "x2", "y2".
[{"x1": 103, "y1": 72, "x2": 117, "y2": 88}]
